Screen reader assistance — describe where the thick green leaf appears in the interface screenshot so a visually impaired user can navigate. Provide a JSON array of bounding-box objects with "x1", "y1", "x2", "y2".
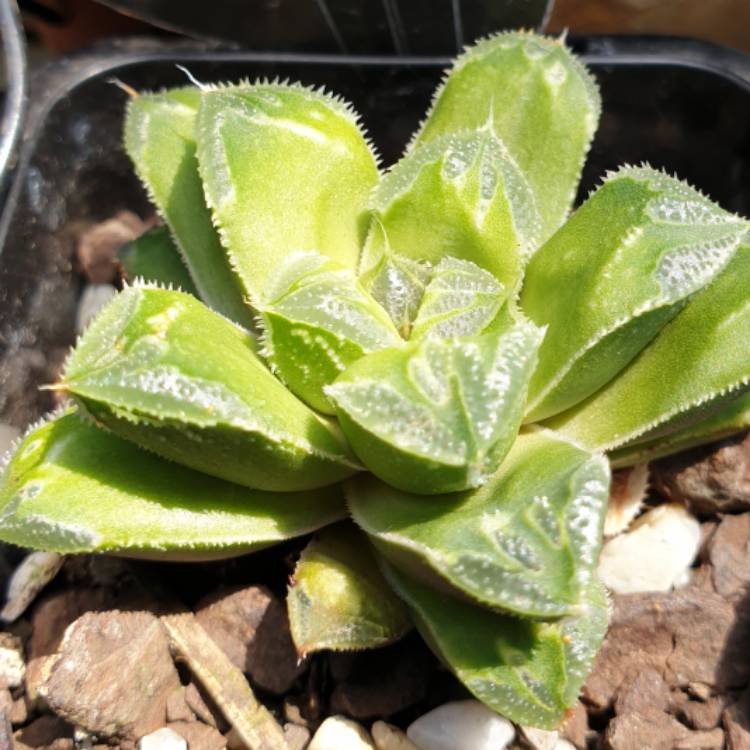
[
  {"x1": 328, "y1": 322, "x2": 542, "y2": 494},
  {"x1": 548, "y1": 242, "x2": 750, "y2": 452},
  {"x1": 196, "y1": 83, "x2": 379, "y2": 303},
  {"x1": 522, "y1": 167, "x2": 748, "y2": 422},
  {"x1": 382, "y1": 561, "x2": 609, "y2": 729},
  {"x1": 259, "y1": 253, "x2": 401, "y2": 414},
  {"x1": 360, "y1": 128, "x2": 540, "y2": 289},
  {"x1": 0, "y1": 410, "x2": 346, "y2": 560},
  {"x1": 124, "y1": 88, "x2": 251, "y2": 326},
  {"x1": 359, "y1": 222, "x2": 432, "y2": 338},
  {"x1": 61, "y1": 285, "x2": 360, "y2": 491},
  {"x1": 118, "y1": 226, "x2": 199, "y2": 296},
  {"x1": 410, "y1": 257, "x2": 508, "y2": 341},
  {"x1": 348, "y1": 429, "x2": 609, "y2": 618},
  {"x1": 610, "y1": 390, "x2": 750, "y2": 468},
  {"x1": 414, "y1": 31, "x2": 601, "y2": 242},
  {"x1": 287, "y1": 523, "x2": 411, "y2": 656}
]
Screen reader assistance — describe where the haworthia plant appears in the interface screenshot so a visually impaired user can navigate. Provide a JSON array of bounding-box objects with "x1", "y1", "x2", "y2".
[{"x1": 3, "y1": 30, "x2": 750, "y2": 730}]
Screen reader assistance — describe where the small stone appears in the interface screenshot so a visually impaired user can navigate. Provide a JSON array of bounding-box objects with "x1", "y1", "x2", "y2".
[
  {"x1": 652, "y1": 429, "x2": 750, "y2": 516},
  {"x1": 674, "y1": 728, "x2": 725, "y2": 749},
  {"x1": 614, "y1": 668, "x2": 670, "y2": 715},
  {"x1": 76, "y1": 210, "x2": 149, "y2": 284},
  {"x1": 406, "y1": 700, "x2": 515, "y2": 750},
  {"x1": 10, "y1": 695, "x2": 28, "y2": 726},
  {"x1": 604, "y1": 465, "x2": 648, "y2": 537},
  {"x1": 598, "y1": 503, "x2": 701, "y2": 594},
  {"x1": 707, "y1": 514, "x2": 750, "y2": 601},
  {"x1": 308, "y1": 716, "x2": 374, "y2": 750},
  {"x1": 284, "y1": 723, "x2": 311, "y2": 750},
  {"x1": 40, "y1": 611, "x2": 180, "y2": 740},
  {"x1": 603, "y1": 707, "x2": 692, "y2": 750},
  {"x1": 184, "y1": 683, "x2": 221, "y2": 729},
  {"x1": 520, "y1": 726, "x2": 558, "y2": 750},
  {"x1": 553, "y1": 742, "x2": 577, "y2": 750},
  {"x1": 137, "y1": 727, "x2": 187, "y2": 750},
  {"x1": 168, "y1": 721, "x2": 226, "y2": 750},
  {"x1": 76, "y1": 284, "x2": 117, "y2": 333},
  {"x1": 14, "y1": 715, "x2": 74, "y2": 747},
  {"x1": 165, "y1": 688, "x2": 195, "y2": 724},
  {"x1": 371, "y1": 721, "x2": 418, "y2": 750},
  {"x1": 1, "y1": 552, "x2": 64, "y2": 623},
  {"x1": 559, "y1": 701, "x2": 587, "y2": 749},
  {"x1": 195, "y1": 585, "x2": 304, "y2": 695},
  {"x1": 0, "y1": 634, "x2": 24, "y2": 689},
  {"x1": 680, "y1": 697, "x2": 726, "y2": 730}
]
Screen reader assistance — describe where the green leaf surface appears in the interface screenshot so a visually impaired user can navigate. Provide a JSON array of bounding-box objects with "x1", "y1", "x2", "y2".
[
  {"x1": 328, "y1": 322, "x2": 542, "y2": 494},
  {"x1": 415, "y1": 31, "x2": 601, "y2": 242},
  {"x1": 118, "y1": 226, "x2": 199, "y2": 296},
  {"x1": 124, "y1": 88, "x2": 252, "y2": 326},
  {"x1": 287, "y1": 523, "x2": 412, "y2": 656},
  {"x1": 609, "y1": 389, "x2": 750, "y2": 468},
  {"x1": 62, "y1": 285, "x2": 360, "y2": 491},
  {"x1": 411, "y1": 257, "x2": 508, "y2": 341},
  {"x1": 361, "y1": 128, "x2": 540, "y2": 289},
  {"x1": 0, "y1": 410, "x2": 346, "y2": 560},
  {"x1": 547, "y1": 242, "x2": 750, "y2": 452},
  {"x1": 259, "y1": 253, "x2": 402, "y2": 414},
  {"x1": 382, "y1": 561, "x2": 609, "y2": 729},
  {"x1": 196, "y1": 83, "x2": 379, "y2": 303},
  {"x1": 359, "y1": 222, "x2": 432, "y2": 338},
  {"x1": 521, "y1": 166, "x2": 748, "y2": 422},
  {"x1": 348, "y1": 429, "x2": 609, "y2": 618}
]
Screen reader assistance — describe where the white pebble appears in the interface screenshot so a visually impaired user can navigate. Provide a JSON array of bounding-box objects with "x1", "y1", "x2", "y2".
[
  {"x1": 0, "y1": 643, "x2": 24, "y2": 688},
  {"x1": 598, "y1": 502, "x2": 700, "y2": 594},
  {"x1": 521, "y1": 726, "x2": 559, "y2": 750},
  {"x1": 309, "y1": 716, "x2": 375, "y2": 750},
  {"x1": 137, "y1": 727, "x2": 187, "y2": 750},
  {"x1": 372, "y1": 720, "x2": 419, "y2": 750},
  {"x1": 406, "y1": 700, "x2": 515, "y2": 750},
  {"x1": 554, "y1": 741, "x2": 577, "y2": 750},
  {"x1": 1, "y1": 551, "x2": 64, "y2": 622},
  {"x1": 76, "y1": 283, "x2": 116, "y2": 333}
]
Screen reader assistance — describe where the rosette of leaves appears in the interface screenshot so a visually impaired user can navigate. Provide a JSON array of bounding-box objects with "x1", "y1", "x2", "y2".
[{"x1": 2, "y1": 31, "x2": 750, "y2": 729}]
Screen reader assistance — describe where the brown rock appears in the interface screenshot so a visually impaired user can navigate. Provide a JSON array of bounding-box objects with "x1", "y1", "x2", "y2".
[
  {"x1": 614, "y1": 668, "x2": 670, "y2": 715},
  {"x1": 76, "y1": 211, "x2": 148, "y2": 283},
  {"x1": 184, "y1": 683, "x2": 223, "y2": 730},
  {"x1": 559, "y1": 701, "x2": 588, "y2": 749},
  {"x1": 724, "y1": 690, "x2": 750, "y2": 750},
  {"x1": 604, "y1": 707, "x2": 691, "y2": 749},
  {"x1": 10, "y1": 695, "x2": 29, "y2": 726},
  {"x1": 674, "y1": 728, "x2": 725, "y2": 749},
  {"x1": 195, "y1": 585, "x2": 304, "y2": 695},
  {"x1": 166, "y1": 687, "x2": 196, "y2": 724},
  {"x1": 13, "y1": 716, "x2": 73, "y2": 747},
  {"x1": 707, "y1": 514, "x2": 750, "y2": 600},
  {"x1": 680, "y1": 696, "x2": 728, "y2": 730},
  {"x1": 283, "y1": 723, "x2": 311, "y2": 750},
  {"x1": 584, "y1": 586, "x2": 750, "y2": 709},
  {"x1": 652, "y1": 430, "x2": 750, "y2": 516},
  {"x1": 40, "y1": 611, "x2": 180, "y2": 740},
  {"x1": 168, "y1": 721, "x2": 226, "y2": 750}
]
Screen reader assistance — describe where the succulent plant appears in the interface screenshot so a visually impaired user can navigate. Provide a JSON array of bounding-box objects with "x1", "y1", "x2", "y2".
[{"x1": 2, "y1": 31, "x2": 750, "y2": 730}]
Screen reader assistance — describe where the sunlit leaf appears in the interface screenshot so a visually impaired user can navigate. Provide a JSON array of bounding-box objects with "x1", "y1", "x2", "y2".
[
  {"x1": 0, "y1": 410, "x2": 346, "y2": 560},
  {"x1": 287, "y1": 523, "x2": 411, "y2": 656},
  {"x1": 328, "y1": 323, "x2": 542, "y2": 494},
  {"x1": 522, "y1": 166, "x2": 748, "y2": 421},
  {"x1": 548, "y1": 243, "x2": 750, "y2": 452},
  {"x1": 61, "y1": 285, "x2": 360, "y2": 491},
  {"x1": 382, "y1": 561, "x2": 609, "y2": 730},
  {"x1": 196, "y1": 83, "x2": 379, "y2": 302},
  {"x1": 124, "y1": 88, "x2": 252, "y2": 326},
  {"x1": 415, "y1": 31, "x2": 601, "y2": 242},
  {"x1": 361, "y1": 128, "x2": 540, "y2": 289},
  {"x1": 348, "y1": 429, "x2": 609, "y2": 618},
  {"x1": 259, "y1": 253, "x2": 401, "y2": 414}
]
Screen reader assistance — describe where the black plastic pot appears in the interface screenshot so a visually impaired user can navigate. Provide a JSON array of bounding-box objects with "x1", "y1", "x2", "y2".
[{"x1": 0, "y1": 35, "x2": 749, "y2": 427}]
